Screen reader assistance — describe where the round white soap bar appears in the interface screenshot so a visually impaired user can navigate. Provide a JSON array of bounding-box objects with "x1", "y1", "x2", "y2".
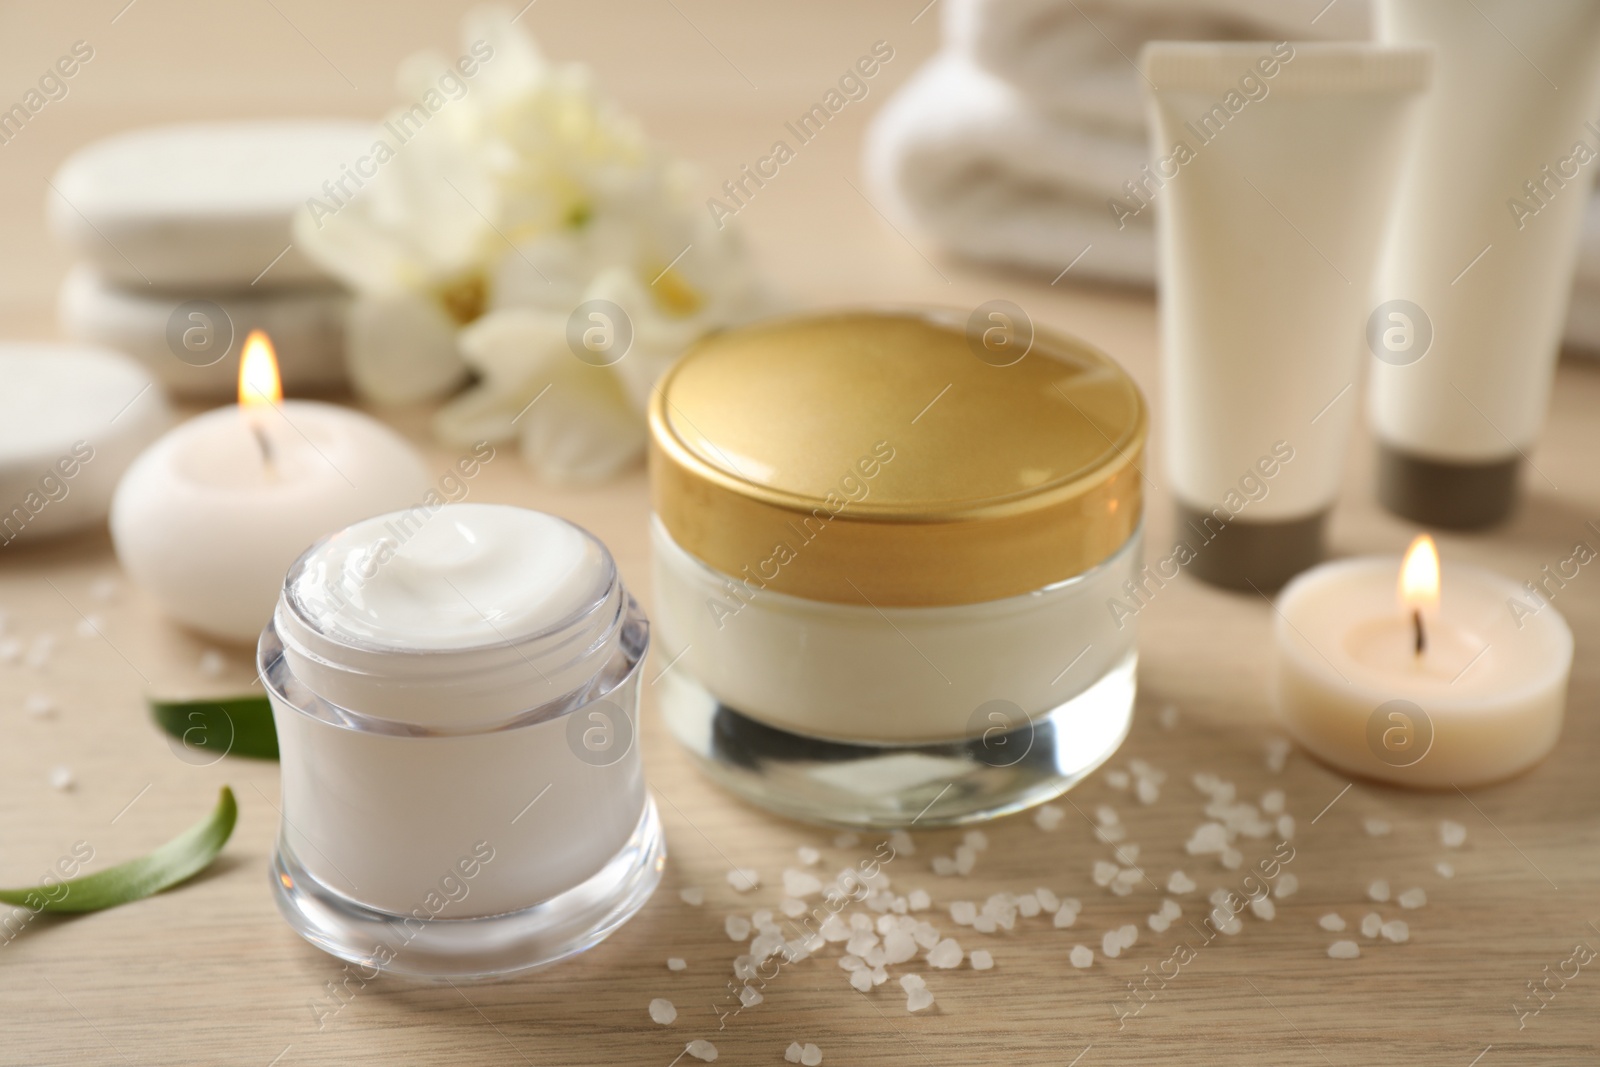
[
  {"x1": 49, "y1": 120, "x2": 373, "y2": 289},
  {"x1": 1274, "y1": 557, "x2": 1572, "y2": 787},
  {"x1": 110, "y1": 401, "x2": 430, "y2": 643},
  {"x1": 60, "y1": 265, "x2": 347, "y2": 399},
  {"x1": 0, "y1": 344, "x2": 168, "y2": 545}
]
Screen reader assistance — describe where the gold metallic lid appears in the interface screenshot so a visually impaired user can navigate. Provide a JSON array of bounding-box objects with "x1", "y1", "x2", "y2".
[{"x1": 648, "y1": 308, "x2": 1146, "y2": 606}]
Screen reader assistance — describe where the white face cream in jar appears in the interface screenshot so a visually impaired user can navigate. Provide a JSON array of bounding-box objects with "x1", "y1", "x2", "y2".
[
  {"x1": 260, "y1": 503, "x2": 661, "y2": 979},
  {"x1": 648, "y1": 308, "x2": 1147, "y2": 827}
]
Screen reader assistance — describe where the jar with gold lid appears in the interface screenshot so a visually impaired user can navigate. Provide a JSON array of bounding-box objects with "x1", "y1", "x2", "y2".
[{"x1": 648, "y1": 307, "x2": 1146, "y2": 827}]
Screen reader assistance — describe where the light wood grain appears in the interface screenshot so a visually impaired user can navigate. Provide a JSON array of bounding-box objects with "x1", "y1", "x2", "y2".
[{"x1": 1, "y1": 2, "x2": 1598, "y2": 1064}]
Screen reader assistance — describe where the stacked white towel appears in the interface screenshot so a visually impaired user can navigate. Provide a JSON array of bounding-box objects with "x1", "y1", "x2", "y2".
[{"x1": 869, "y1": 0, "x2": 1600, "y2": 355}]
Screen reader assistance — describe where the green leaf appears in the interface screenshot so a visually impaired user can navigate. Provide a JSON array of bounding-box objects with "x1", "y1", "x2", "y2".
[
  {"x1": 0, "y1": 786, "x2": 238, "y2": 914},
  {"x1": 150, "y1": 695, "x2": 278, "y2": 761}
]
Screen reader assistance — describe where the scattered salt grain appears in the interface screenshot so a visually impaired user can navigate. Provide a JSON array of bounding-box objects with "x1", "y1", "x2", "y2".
[
  {"x1": 1250, "y1": 896, "x2": 1276, "y2": 921},
  {"x1": 1367, "y1": 879, "x2": 1390, "y2": 903},
  {"x1": 1439, "y1": 820, "x2": 1467, "y2": 848},
  {"x1": 24, "y1": 693, "x2": 56, "y2": 718},
  {"x1": 908, "y1": 888, "x2": 931, "y2": 911},
  {"x1": 686, "y1": 1039, "x2": 717, "y2": 1061},
  {"x1": 1319, "y1": 913, "x2": 1346, "y2": 932},
  {"x1": 1016, "y1": 893, "x2": 1041, "y2": 918},
  {"x1": 780, "y1": 898, "x2": 808, "y2": 918},
  {"x1": 1136, "y1": 779, "x2": 1160, "y2": 805},
  {"x1": 1069, "y1": 944, "x2": 1094, "y2": 968},
  {"x1": 800, "y1": 1044, "x2": 823, "y2": 1066},
  {"x1": 1117, "y1": 924, "x2": 1138, "y2": 949},
  {"x1": 834, "y1": 832, "x2": 859, "y2": 849},
  {"x1": 1260, "y1": 790, "x2": 1285, "y2": 815},
  {"x1": 1380, "y1": 919, "x2": 1410, "y2": 943},
  {"x1": 1363, "y1": 818, "x2": 1391, "y2": 837},
  {"x1": 900, "y1": 973, "x2": 926, "y2": 992},
  {"x1": 1159, "y1": 704, "x2": 1179, "y2": 729},
  {"x1": 1277, "y1": 815, "x2": 1296, "y2": 839},
  {"x1": 649, "y1": 998, "x2": 677, "y2": 1024},
  {"x1": 963, "y1": 830, "x2": 989, "y2": 852},
  {"x1": 1053, "y1": 906, "x2": 1078, "y2": 929},
  {"x1": 679, "y1": 887, "x2": 704, "y2": 906},
  {"x1": 739, "y1": 986, "x2": 763, "y2": 1008},
  {"x1": 927, "y1": 938, "x2": 963, "y2": 969},
  {"x1": 725, "y1": 916, "x2": 752, "y2": 941},
  {"x1": 1218, "y1": 916, "x2": 1242, "y2": 935},
  {"x1": 1167, "y1": 870, "x2": 1196, "y2": 894},
  {"x1": 1273, "y1": 873, "x2": 1299, "y2": 899},
  {"x1": 1185, "y1": 823, "x2": 1228, "y2": 855},
  {"x1": 950, "y1": 901, "x2": 976, "y2": 925},
  {"x1": 728, "y1": 868, "x2": 760, "y2": 892},
  {"x1": 953, "y1": 845, "x2": 977, "y2": 875},
  {"x1": 783, "y1": 869, "x2": 822, "y2": 898},
  {"x1": 1101, "y1": 930, "x2": 1123, "y2": 959},
  {"x1": 849, "y1": 969, "x2": 872, "y2": 992},
  {"x1": 797, "y1": 845, "x2": 821, "y2": 867},
  {"x1": 1360, "y1": 912, "x2": 1383, "y2": 938},
  {"x1": 1220, "y1": 847, "x2": 1243, "y2": 870},
  {"x1": 1265, "y1": 737, "x2": 1291, "y2": 773},
  {"x1": 1035, "y1": 888, "x2": 1060, "y2": 913},
  {"x1": 1092, "y1": 860, "x2": 1118, "y2": 887},
  {"x1": 1397, "y1": 888, "x2": 1427, "y2": 909},
  {"x1": 968, "y1": 948, "x2": 993, "y2": 971},
  {"x1": 1435, "y1": 861, "x2": 1454, "y2": 879},
  {"x1": 1106, "y1": 769, "x2": 1131, "y2": 790},
  {"x1": 786, "y1": 1042, "x2": 804, "y2": 1064},
  {"x1": 1327, "y1": 940, "x2": 1360, "y2": 959},
  {"x1": 889, "y1": 829, "x2": 915, "y2": 856},
  {"x1": 1034, "y1": 804, "x2": 1065, "y2": 831},
  {"x1": 667, "y1": 958, "x2": 687, "y2": 971},
  {"x1": 906, "y1": 987, "x2": 935, "y2": 1012},
  {"x1": 1096, "y1": 823, "x2": 1127, "y2": 843},
  {"x1": 48, "y1": 765, "x2": 75, "y2": 791},
  {"x1": 1095, "y1": 804, "x2": 1120, "y2": 827},
  {"x1": 1148, "y1": 913, "x2": 1170, "y2": 933},
  {"x1": 884, "y1": 930, "x2": 918, "y2": 965}
]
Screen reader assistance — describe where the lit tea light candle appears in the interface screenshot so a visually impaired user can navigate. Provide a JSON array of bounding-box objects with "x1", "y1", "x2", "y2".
[
  {"x1": 111, "y1": 331, "x2": 429, "y2": 643},
  {"x1": 1274, "y1": 535, "x2": 1572, "y2": 787}
]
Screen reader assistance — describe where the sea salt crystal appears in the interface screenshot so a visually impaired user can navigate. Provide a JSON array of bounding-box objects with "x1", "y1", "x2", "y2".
[
  {"x1": 1367, "y1": 879, "x2": 1390, "y2": 902},
  {"x1": 800, "y1": 1044, "x2": 823, "y2": 1066},
  {"x1": 1360, "y1": 913, "x2": 1383, "y2": 938},
  {"x1": 1273, "y1": 873, "x2": 1299, "y2": 899},
  {"x1": 1092, "y1": 860, "x2": 1118, "y2": 887},
  {"x1": 1167, "y1": 870, "x2": 1196, "y2": 894},
  {"x1": 1363, "y1": 818, "x2": 1391, "y2": 837},
  {"x1": 1112, "y1": 867, "x2": 1142, "y2": 892},
  {"x1": 932, "y1": 856, "x2": 957, "y2": 876},
  {"x1": 1398, "y1": 888, "x2": 1427, "y2": 909},
  {"x1": 834, "y1": 833, "x2": 860, "y2": 849},
  {"x1": 24, "y1": 693, "x2": 56, "y2": 718},
  {"x1": 900, "y1": 973, "x2": 926, "y2": 992},
  {"x1": 1265, "y1": 737, "x2": 1291, "y2": 773},
  {"x1": 1106, "y1": 770, "x2": 1131, "y2": 790},
  {"x1": 1439, "y1": 820, "x2": 1467, "y2": 848},
  {"x1": 798, "y1": 845, "x2": 821, "y2": 866},
  {"x1": 48, "y1": 765, "x2": 75, "y2": 791},
  {"x1": 1068, "y1": 944, "x2": 1093, "y2": 968},
  {"x1": 786, "y1": 1042, "x2": 804, "y2": 1063},
  {"x1": 680, "y1": 888, "x2": 704, "y2": 906},
  {"x1": 1053, "y1": 906, "x2": 1078, "y2": 929},
  {"x1": 1095, "y1": 804, "x2": 1120, "y2": 827},
  {"x1": 1119, "y1": 844, "x2": 1141, "y2": 863},
  {"x1": 1219, "y1": 916, "x2": 1242, "y2": 935},
  {"x1": 908, "y1": 888, "x2": 931, "y2": 911},
  {"x1": 1136, "y1": 779, "x2": 1160, "y2": 805},
  {"x1": 780, "y1": 898, "x2": 808, "y2": 918},
  {"x1": 667, "y1": 957, "x2": 687, "y2": 971},
  {"x1": 1220, "y1": 848, "x2": 1243, "y2": 870},
  {"x1": 198, "y1": 649, "x2": 226, "y2": 676},
  {"x1": 1435, "y1": 861, "x2": 1454, "y2": 879},
  {"x1": 849, "y1": 968, "x2": 872, "y2": 992},
  {"x1": 728, "y1": 868, "x2": 760, "y2": 892},
  {"x1": 963, "y1": 830, "x2": 989, "y2": 852},
  {"x1": 953, "y1": 846, "x2": 977, "y2": 875},
  {"x1": 1101, "y1": 930, "x2": 1123, "y2": 958},
  {"x1": 906, "y1": 987, "x2": 934, "y2": 1012},
  {"x1": 739, "y1": 986, "x2": 763, "y2": 1008},
  {"x1": 733, "y1": 956, "x2": 757, "y2": 980},
  {"x1": 884, "y1": 930, "x2": 918, "y2": 965},
  {"x1": 1096, "y1": 824, "x2": 1127, "y2": 843},
  {"x1": 1159, "y1": 704, "x2": 1179, "y2": 729},
  {"x1": 725, "y1": 915, "x2": 752, "y2": 941},
  {"x1": 1159, "y1": 899, "x2": 1181, "y2": 920},
  {"x1": 927, "y1": 938, "x2": 963, "y2": 969},
  {"x1": 950, "y1": 901, "x2": 976, "y2": 925},
  {"x1": 1250, "y1": 896, "x2": 1276, "y2": 921},
  {"x1": 970, "y1": 948, "x2": 995, "y2": 971},
  {"x1": 1148, "y1": 913, "x2": 1170, "y2": 933},
  {"x1": 1380, "y1": 919, "x2": 1410, "y2": 943},
  {"x1": 1185, "y1": 823, "x2": 1228, "y2": 855},
  {"x1": 1260, "y1": 790, "x2": 1285, "y2": 815},
  {"x1": 1034, "y1": 804, "x2": 1065, "y2": 831},
  {"x1": 1035, "y1": 888, "x2": 1060, "y2": 913},
  {"x1": 686, "y1": 1039, "x2": 717, "y2": 1061},
  {"x1": 1277, "y1": 815, "x2": 1296, "y2": 839},
  {"x1": 784, "y1": 869, "x2": 822, "y2": 898},
  {"x1": 1328, "y1": 940, "x2": 1360, "y2": 959},
  {"x1": 1319, "y1": 913, "x2": 1345, "y2": 932},
  {"x1": 1117, "y1": 924, "x2": 1138, "y2": 949},
  {"x1": 649, "y1": 998, "x2": 677, "y2": 1024}
]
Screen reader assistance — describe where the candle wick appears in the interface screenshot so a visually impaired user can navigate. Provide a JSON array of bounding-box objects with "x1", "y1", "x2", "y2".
[
  {"x1": 1412, "y1": 608, "x2": 1426, "y2": 657},
  {"x1": 251, "y1": 424, "x2": 275, "y2": 469}
]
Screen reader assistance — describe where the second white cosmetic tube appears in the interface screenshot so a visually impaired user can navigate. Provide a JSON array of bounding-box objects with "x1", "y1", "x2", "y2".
[{"x1": 1138, "y1": 42, "x2": 1431, "y2": 589}]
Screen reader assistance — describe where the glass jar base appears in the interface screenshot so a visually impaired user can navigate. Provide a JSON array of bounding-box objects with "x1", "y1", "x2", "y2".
[
  {"x1": 269, "y1": 800, "x2": 665, "y2": 981},
  {"x1": 660, "y1": 652, "x2": 1137, "y2": 828}
]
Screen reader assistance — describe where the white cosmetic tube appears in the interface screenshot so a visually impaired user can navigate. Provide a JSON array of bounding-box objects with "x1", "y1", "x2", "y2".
[
  {"x1": 1140, "y1": 42, "x2": 1431, "y2": 589},
  {"x1": 1370, "y1": 1, "x2": 1600, "y2": 529}
]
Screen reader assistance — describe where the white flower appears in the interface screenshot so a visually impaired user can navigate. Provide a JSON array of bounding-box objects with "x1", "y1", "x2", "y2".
[{"x1": 294, "y1": 5, "x2": 771, "y2": 481}]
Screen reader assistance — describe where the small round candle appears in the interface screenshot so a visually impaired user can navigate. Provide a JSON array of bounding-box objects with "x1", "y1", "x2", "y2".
[
  {"x1": 111, "y1": 331, "x2": 429, "y2": 643},
  {"x1": 1274, "y1": 536, "x2": 1572, "y2": 787}
]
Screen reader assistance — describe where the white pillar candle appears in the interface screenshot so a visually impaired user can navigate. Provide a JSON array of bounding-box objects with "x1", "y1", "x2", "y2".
[
  {"x1": 0, "y1": 343, "x2": 168, "y2": 545},
  {"x1": 1274, "y1": 537, "x2": 1572, "y2": 787},
  {"x1": 110, "y1": 331, "x2": 428, "y2": 642}
]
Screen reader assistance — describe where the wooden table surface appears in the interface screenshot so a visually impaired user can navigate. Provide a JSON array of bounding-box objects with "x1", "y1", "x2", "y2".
[{"x1": 3, "y1": 2, "x2": 1598, "y2": 1064}]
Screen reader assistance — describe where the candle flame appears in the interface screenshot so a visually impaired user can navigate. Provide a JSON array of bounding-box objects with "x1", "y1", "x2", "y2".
[
  {"x1": 238, "y1": 330, "x2": 283, "y2": 409},
  {"x1": 1400, "y1": 534, "x2": 1440, "y2": 609}
]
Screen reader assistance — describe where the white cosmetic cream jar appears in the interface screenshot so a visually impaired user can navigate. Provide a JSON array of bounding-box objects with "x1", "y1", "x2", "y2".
[
  {"x1": 260, "y1": 503, "x2": 662, "y2": 979},
  {"x1": 648, "y1": 309, "x2": 1147, "y2": 827}
]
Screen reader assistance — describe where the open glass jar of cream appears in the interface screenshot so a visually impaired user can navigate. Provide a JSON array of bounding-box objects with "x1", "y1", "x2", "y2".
[
  {"x1": 649, "y1": 308, "x2": 1146, "y2": 827},
  {"x1": 260, "y1": 503, "x2": 662, "y2": 979}
]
